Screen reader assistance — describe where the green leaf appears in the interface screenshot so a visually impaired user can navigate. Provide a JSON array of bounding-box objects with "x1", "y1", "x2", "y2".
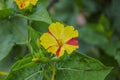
[
  {"x1": 99, "y1": 14, "x2": 110, "y2": 29},
  {"x1": 0, "y1": 45, "x2": 27, "y2": 79},
  {"x1": 0, "y1": 35, "x2": 14, "y2": 62},
  {"x1": 38, "y1": 0, "x2": 50, "y2": 7},
  {"x1": 28, "y1": 27, "x2": 40, "y2": 52},
  {"x1": 78, "y1": 27, "x2": 108, "y2": 45},
  {"x1": 75, "y1": 0, "x2": 97, "y2": 14},
  {"x1": 0, "y1": 1, "x2": 6, "y2": 10},
  {"x1": 0, "y1": 45, "x2": 27, "y2": 71},
  {"x1": 5, "y1": 56, "x2": 44, "y2": 80},
  {"x1": 108, "y1": 0, "x2": 120, "y2": 34},
  {"x1": 5, "y1": 0, "x2": 15, "y2": 8},
  {"x1": 56, "y1": 52, "x2": 113, "y2": 80},
  {"x1": 10, "y1": 16, "x2": 28, "y2": 44},
  {"x1": 101, "y1": 41, "x2": 120, "y2": 66},
  {"x1": 0, "y1": 75, "x2": 6, "y2": 80},
  {"x1": 0, "y1": 8, "x2": 13, "y2": 19},
  {"x1": 31, "y1": 21, "x2": 49, "y2": 33},
  {"x1": 10, "y1": 55, "x2": 33, "y2": 71},
  {"x1": 115, "y1": 51, "x2": 120, "y2": 66},
  {"x1": 101, "y1": 41, "x2": 120, "y2": 56},
  {"x1": 0, "y1": 17, "x2": 28, "y2": 61},
  {"x1": 16, "y1": 3, "x2": 52, "y2": 24}
]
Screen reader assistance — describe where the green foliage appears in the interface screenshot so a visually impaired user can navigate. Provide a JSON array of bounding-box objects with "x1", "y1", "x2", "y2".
[
  {"x1": 28, "y1": 27, "x2": 40, "y2": 53},
  {"x1": 5, "y1": 56, "x2": 44, "y2": 80},
  {"x1": 0, "y1": 17, "x2": 28, "y2": 61},
  {"x1": 0, "y1": 8, "x2": 13, "y2": 19},
  {"x1": 56, "y1": 52, "x2": 112, "y2": 80},
  {"x1": 78, "y1": 27, "x2": 108, "y2": 45},
  {"x1": 5, "y1": 52, "x2": 112, "y2": 80},
  {"x1": 16, "y1": 3, "x2": 52, "y2": 24}
]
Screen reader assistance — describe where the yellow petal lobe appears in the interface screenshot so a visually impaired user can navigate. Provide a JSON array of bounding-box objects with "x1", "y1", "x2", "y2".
[
  {"x1": 49, "y1": 22, "x2": 64, "y2": 39},
  {"x1": 30, "y1": 0, "x2": 38, "y2": 5},
  {"x1": 63, "y1": 44, "x2": 78, "y2": 54},
  {"x1": 40, "y1": 33, "x2": 57, "y2": 49},
  {"x1": 62, "y1": 26, "x2": 78, "y2": 42},
  {"x1": 47, "y1": 46, "x2": 58, "y2": 55}
]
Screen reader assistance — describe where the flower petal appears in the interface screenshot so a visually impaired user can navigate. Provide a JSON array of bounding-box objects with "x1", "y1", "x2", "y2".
[
  {"x1": 48, "y1": 22, "x2": 64, "y2": 39},
  {"x1": 47, "y1": 46, "x2": 64, "y2": 57},
  {"x1": 56, "y1": 47, "x2": 65, "y2": 57},
  {"x1": 62, "y1": 26, "x2": 78, "y2": 43},
  {"x1": 66, "y1": 38, "x2": 78, "y2": 46},
  {"x1": 40, "y1": 33, "x2": 57, "y2": 49},
  {"x1": 63, "y1": 44, "x2": 78, "y2": 54},
  {"x1": 30, "y1": 0, "x2": 38, "y2": 5},
  {"x1": 47, "y1": 46, "x2": 58, "y2": 55}
]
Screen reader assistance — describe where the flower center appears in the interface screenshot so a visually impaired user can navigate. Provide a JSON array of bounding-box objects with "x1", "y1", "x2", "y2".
[
  {"x1": 57, "y1": 39, "x2": 63, "y2": 47},
  {"x1": 20, "y1": 3, "x2": 25, "y2": 9}
]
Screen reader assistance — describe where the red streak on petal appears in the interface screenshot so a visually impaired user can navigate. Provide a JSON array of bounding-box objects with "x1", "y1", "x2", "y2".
[
  {"x1": 48, "y1": 29, "x2": 56, "y2": 39},
  {"x1": 66, "y1": 38, "x2": 78, "y2": 46},
  {"x1": 48, "y1": 29, "x2": 59, "y2": 44},
  {"x1": 56, "y1": 47, "x2": 61, "y2": 56},
  {"x1": 48, "y1": 29, "x2": 51, "y2": 34},
  {"x1": 20, "y1": 3, "x2": 24, "y2": 8},
  {"x1": 47, "y1": 46, "x2": 52, "y2": 50}
]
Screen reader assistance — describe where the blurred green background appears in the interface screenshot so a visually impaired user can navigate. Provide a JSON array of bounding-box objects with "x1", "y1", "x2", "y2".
[{"x1": 0, "y1": 0, "x2": 120, "y2": 80}]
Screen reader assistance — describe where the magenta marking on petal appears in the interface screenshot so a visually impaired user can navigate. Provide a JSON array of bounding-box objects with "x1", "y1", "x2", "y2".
[
  {"x1": 48, "y1": 29, "x2": 60, "y2": 45},
  {"x1": 47, "y1": 46, "x2": 52, "y2": 50},
  {"x1": 48, "y1": 29, "x2": 57, "y2": 40},
  {"x1": 66, "y1": 38, "x2": 78, "y2": 46},
  {"x1": 56, "y1": 47, "x2": 61, "y2": 56}
]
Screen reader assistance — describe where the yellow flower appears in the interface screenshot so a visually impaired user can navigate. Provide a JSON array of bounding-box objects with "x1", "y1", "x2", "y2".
[
  {"x1": 14, "y1": 0, "x2": 38, "y2": 9},
  {"x1": 39, "y1": 22, "x2": 79, "y2": 57}
]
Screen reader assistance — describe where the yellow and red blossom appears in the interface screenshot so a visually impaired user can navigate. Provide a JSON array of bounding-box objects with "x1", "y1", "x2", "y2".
[
  {"x1": 39, "y1": 22, "x2": 79, "y2": 57},
  {"x1": 14, "y1": 0, "x2": 38, "y2": 9}
]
